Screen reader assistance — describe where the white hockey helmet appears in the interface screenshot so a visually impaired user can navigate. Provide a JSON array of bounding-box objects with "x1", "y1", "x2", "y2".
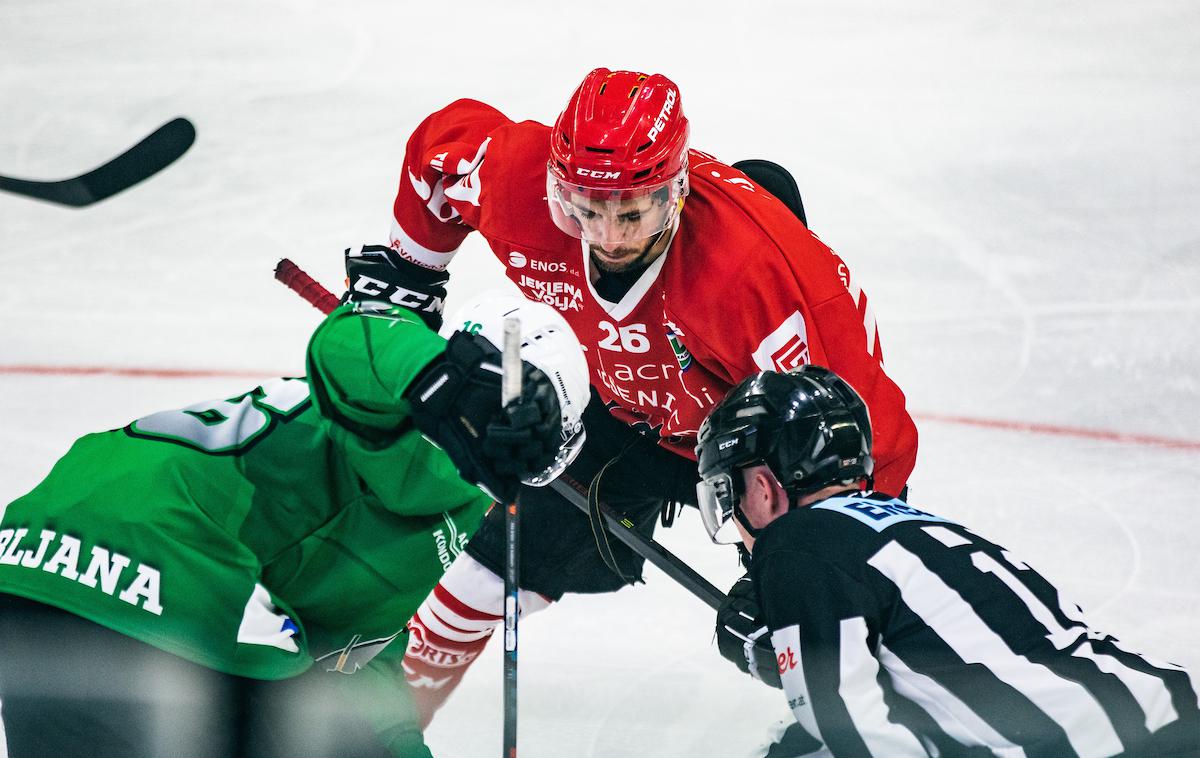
[{"x1": 441, "y1": 291, "x2": 590, "y2": 486}]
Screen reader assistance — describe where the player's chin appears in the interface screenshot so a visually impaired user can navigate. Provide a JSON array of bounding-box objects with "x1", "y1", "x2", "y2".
[{"x1": 588, "y1": 245, "x2": 645, "y2": 272}]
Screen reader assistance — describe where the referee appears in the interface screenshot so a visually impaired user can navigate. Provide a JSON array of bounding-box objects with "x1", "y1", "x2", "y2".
[{"x1": 697, "y1": 366, "x2": 1199, "y2": 757}]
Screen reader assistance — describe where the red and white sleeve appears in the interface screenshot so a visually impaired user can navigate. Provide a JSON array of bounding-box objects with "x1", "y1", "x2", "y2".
[{"x1": 389, "y1": 98, "x2": 511, "y2": 271}]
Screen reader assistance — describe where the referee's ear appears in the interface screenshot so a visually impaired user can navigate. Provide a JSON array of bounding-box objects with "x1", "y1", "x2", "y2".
[{"x1": 743, "y1": 466, "x2": 789, "y2": 527}]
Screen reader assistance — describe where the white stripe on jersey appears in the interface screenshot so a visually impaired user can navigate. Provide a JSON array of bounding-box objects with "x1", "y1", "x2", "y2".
[
  {"x1": 861, "y1": 295, "x2": 878, "y2": 357},
  {"x1": 878, "y1": 642, "x2": 1026, "y2": 757},
  {"x1": 840, "y1": 272, "x2": 877, "y2": 357},
  {"x1": 414, "y1": 603, "x2": 493, "y2": 643},
  {"x1": 772, "y1": 624, "x2": 826, "y2": 747},
  {"x1": 1110, "y1": 639, "x2": 1200, "y2": 712},
  {"x1": 867, "y1": 541, "x2": 1124, "y2": 757},
  {"x1": 838, "y1": 617, "x2": 927, "y2": 755},
  {"x1": 1071, "y1": 645, "x2": 1179, "y2": 732},
  {"x1": 845, "y1": 277, "x2": 862, "y2": 303},
  {"x1": 970, "y1": 551, "x2": 1088, "y2": 650},
  {"x1": 921, "y1": 525, "x2": 973, "y2": 549},
  {"x1": 1112, "y1": 637, "x2": 1193, "y2": 675},
  {"x1": 414, "y1": 553, "x2": 549, "y2": 642},
  {"x1": 388, "y1": 218, "x2": 460, "y2": 270}
]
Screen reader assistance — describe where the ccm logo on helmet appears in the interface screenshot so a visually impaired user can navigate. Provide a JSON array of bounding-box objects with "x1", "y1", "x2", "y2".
[
  {"x1": 647, "y1": 89, "x2": 678, "y2": 143},
  {"x1": 577, "y1": 168, "x2": 621, "y2": 180}
]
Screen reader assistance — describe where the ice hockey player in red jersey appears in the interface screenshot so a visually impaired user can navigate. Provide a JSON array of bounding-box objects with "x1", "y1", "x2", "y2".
[{"x1": 365, "y1": 67, "x2": 920, "y2": 726}]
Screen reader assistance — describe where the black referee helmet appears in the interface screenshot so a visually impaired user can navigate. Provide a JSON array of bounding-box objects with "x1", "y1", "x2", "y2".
[{"x1": 695, "y1": 366, "x2": 874, "y2": 543}]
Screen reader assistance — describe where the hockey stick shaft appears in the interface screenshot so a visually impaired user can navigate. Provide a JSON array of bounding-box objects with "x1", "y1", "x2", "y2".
[
  {"x1": 0, "y1": 118, "x2": 196, "y2": 207},
  {"x1": 273, "y1": 260, "x2": 727, "y2": 614},
  {"x1": 500, "y1": 318, "x2": 521, "y2": 758},
  {"x1": 548, "y1": 477, "x2": 725, "y2": 611}
]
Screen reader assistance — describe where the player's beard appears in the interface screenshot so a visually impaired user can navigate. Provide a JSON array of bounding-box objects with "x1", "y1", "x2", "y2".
[
  {"x1": 587, "y1": 226, "x2": 671, "y2": 274},
  {"x1": 588, "y1": 241, "x2": 655, "y2": 274}
]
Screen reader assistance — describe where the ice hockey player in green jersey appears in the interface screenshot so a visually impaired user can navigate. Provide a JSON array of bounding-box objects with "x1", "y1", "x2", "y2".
[{"x1": 0, "y1": 246, "x2": 590, "y2": 758}]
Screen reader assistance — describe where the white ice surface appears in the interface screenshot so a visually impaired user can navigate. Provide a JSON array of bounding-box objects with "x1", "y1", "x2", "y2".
[{"x1": 1, "y1": 2, "x2": 1198, "y2": 756}]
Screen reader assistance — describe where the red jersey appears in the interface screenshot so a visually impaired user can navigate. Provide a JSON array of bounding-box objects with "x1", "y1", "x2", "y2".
[{"x1": 389, "y1": 99, "x2": 918, "y2": 495}]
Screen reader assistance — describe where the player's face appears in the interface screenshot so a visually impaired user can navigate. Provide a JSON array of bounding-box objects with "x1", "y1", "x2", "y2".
[{"x1": 568, "y1": 191, "x2": 672, "y2": 273}]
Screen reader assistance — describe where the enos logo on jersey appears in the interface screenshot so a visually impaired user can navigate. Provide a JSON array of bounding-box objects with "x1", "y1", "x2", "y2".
[{"x1": 509, "y1": 251, "x2": 568, "y2": 274}]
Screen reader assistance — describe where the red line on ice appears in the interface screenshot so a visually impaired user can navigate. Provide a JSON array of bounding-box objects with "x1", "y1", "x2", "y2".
[
  {"x1": 0, "y1": 364, "x2": 275, "y2": 380},
  {"x1": 916, "y1": 411, "x2": 1200, "y2": 452},
  {"x1": 1, "y1": 364, "x2": 1197, "y2": 452}
]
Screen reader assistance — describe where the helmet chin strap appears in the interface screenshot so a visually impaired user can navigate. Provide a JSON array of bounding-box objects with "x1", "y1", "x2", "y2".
[
  {"x1": 733, "y1": 506, "x2": 762, "y2": 542},
  {"x1": 643, "y1": 209, "x2": 684, "y2": 260},
  {"x1": 643, "y1": 224, "x2": 672, "y2": 255},
  {"x1": 725, "y1": 466, "x2": 763, "y2": 542}
]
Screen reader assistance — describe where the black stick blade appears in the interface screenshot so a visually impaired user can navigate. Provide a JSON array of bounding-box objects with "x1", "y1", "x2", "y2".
[{"x1": 0, "y1": 117, "x2": 196, "y2": 207}]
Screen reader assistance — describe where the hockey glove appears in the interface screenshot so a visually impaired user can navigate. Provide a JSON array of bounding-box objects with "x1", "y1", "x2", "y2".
[
  {"x1": 406, "y1": 330, "x2": 563, "y2": 503},
  {"x1": 716, "y1": 573, "x2": 782, "y2": 689},
  {"x1": 343, "y1": 244, "x2": 449, "y2": 331}
]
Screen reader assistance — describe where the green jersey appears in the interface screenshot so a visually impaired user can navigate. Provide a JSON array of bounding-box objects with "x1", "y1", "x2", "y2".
[{"x1": 0, "y1": 304, "x2": 492, "y2": 755}]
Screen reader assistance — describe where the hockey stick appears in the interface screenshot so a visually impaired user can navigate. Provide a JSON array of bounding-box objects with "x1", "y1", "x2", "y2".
[
  {"x1": 546, "y1": 477, "x2": 724, "y2": 611},
  {"x1": 0, "y1": 117, "x2": 195, "y2": 207},
  {"x1": 275, "y1": 258, "x2": 342, "y2": 314},
  {"x1": 500, "y1": 318, "x2": 521, "y2": 758},
  {"x1": 272, "y1": 258, "x2": 727, "y2": 613}
]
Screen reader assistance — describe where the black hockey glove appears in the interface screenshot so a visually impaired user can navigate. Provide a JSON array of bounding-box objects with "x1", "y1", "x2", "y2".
[
  {"x1": 406, "y1": 330, "x2": 563, "y2": 503},
  {"x1": 343, "y1": 244, "x2": 449, "y2": 331},
  {"x1": 716, "y1": 573, "x2": 781, "y2": 689}
]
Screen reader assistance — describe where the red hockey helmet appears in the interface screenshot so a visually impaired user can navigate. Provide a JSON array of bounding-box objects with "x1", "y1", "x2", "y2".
[{"x1": 547, "y1": 69, "x2": 690, "y2": 244}]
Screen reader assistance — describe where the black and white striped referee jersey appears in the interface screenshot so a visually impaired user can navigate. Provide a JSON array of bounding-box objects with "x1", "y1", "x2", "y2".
[{"x1": 750, "y1": 491, "x2": 1200, "y2": 757}]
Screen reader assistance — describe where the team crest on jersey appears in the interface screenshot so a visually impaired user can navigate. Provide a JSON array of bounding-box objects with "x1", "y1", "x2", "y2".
[
  {"x1": 752, "y1": 311, "x2": 811, "y2": 372},
  {"x1": 666, "y1": 328, "x2": 692, "y2": 371},
  {"x1": 316, "y1": 630, "x2": 404, "y2": 674}
]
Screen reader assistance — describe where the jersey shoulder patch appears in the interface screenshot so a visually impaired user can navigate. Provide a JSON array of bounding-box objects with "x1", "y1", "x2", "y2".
[{"x1": 810, "y1": 494, "x2": 956, "y2": 533}]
